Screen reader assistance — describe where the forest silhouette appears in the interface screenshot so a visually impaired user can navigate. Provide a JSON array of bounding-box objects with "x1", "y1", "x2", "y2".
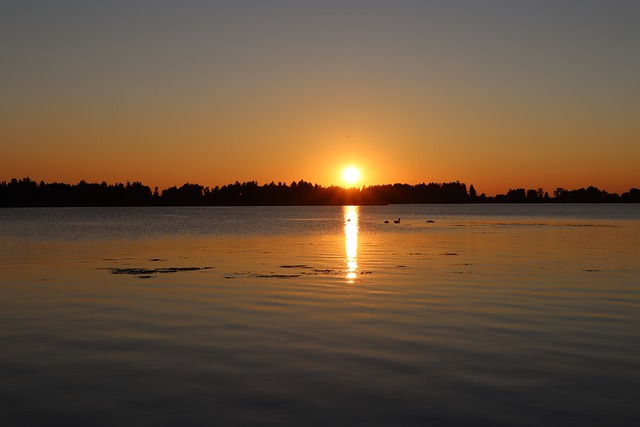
[{"x1": 1, "y1": 178, "x2": 638, "y2": 207}]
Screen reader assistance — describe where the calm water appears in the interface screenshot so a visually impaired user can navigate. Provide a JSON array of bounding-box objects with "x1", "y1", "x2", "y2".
[{"x1": 1, "y1": 205, "x2": 639, "y2": 426}]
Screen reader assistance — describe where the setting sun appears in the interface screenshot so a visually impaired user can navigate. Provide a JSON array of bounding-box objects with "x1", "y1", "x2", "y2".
[{"x1": 342, "y1": 166, "x2": 361, "y2": 185}]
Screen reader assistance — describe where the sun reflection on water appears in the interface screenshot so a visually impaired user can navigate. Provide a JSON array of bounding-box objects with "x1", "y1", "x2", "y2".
[{"x1": 344, "y1": 205, "x2": 359, "y2": 283}]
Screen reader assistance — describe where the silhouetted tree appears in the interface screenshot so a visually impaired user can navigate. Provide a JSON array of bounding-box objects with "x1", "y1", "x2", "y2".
[
  {"x1": 1, "y1": 178, "x2": 637, "y2": 206},
  {"x1": 496, "y1": 188, "x2": 527, "y2": 203},
  {"x1": 469, "y1": 184, "x2": 477, "y2": 201},
  {"x1": 621, "y1": 188, "x2": 640, "y2": 203}
]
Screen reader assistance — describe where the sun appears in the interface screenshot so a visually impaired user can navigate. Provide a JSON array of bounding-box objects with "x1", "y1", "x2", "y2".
[{"x1": 342, "y1": 166, "x2": 361, "y2": 185}]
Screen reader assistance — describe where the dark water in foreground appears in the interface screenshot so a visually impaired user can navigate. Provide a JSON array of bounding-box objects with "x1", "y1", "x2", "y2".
[{"x1": 1, "y1": 205, "x2": 639, "y2": 426}]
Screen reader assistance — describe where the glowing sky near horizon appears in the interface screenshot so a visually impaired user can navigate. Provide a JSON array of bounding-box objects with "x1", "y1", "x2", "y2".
[{"x1": 2, "y1": 1, "x2": 639, "y2": 195}]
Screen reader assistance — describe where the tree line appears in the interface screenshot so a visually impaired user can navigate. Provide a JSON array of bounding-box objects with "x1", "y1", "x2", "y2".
[{"x1": 0, "y1": 178, "x2": 638, "y2": 207}]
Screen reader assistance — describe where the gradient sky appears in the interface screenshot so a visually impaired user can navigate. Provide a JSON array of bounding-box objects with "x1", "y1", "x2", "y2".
[{"x1": 2, "y1": 1, "x2": 639, "y2": 195}]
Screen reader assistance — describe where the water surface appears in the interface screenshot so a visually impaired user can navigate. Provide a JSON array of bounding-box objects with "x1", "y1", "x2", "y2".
[{"x1": 1, "y1": 205, "x2": 639, "y2": 426}]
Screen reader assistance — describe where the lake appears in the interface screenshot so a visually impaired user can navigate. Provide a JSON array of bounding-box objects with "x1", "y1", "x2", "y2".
[{"x1": 1, "y1": 204, "x2": 639, "y2": 426}]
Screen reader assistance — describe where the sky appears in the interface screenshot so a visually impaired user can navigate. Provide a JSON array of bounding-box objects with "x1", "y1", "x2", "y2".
[{"x1": 2, "y1": 1, "x2": 639, "y2": 195}]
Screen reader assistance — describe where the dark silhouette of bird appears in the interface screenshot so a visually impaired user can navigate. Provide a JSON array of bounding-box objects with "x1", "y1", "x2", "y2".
[{"x1": 393, "y1": 218, "x2": 401, "y2": 224}]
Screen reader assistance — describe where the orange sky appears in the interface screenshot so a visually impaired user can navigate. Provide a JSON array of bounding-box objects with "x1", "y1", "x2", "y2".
[{"x1": 2, "y1": 2, "x2": 639, "y2": 196}]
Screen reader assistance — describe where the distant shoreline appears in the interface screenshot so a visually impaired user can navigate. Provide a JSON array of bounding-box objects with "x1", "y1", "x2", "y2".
[
  {"x1": 1, "y1": 178, "x2": 638, "y2": 207},
  {"x1": 3, "y1": 203, "x2": 640, "y2": 209}
]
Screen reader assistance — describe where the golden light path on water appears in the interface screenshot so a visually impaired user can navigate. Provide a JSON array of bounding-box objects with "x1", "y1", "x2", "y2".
[{"x1": 343, "y1": 205, "x2": 359, "y2": 283}]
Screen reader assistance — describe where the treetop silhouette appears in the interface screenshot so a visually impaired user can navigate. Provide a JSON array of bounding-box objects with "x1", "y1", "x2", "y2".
[{"x1": 0, "y1": 177, "x2": 638, "y2": 207}]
